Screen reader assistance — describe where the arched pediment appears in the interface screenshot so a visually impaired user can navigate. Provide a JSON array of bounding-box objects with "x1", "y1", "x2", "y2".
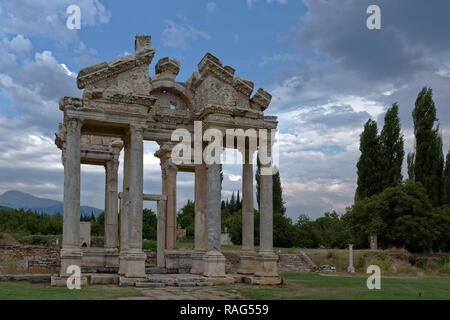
[{"x1": 150, "y1": 80, "x2": 193, "y2": 112}]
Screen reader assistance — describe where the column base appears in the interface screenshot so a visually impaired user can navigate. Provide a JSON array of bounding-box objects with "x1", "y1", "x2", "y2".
[
  {"x1": 60, "y1": 248, "x2": 83, "y2": 277},
  {"x1": 118, "y1": 251, "x2": 128, "y2": 275},
  {"x1": 105, "y1": 248, "x2": 120, "y2": 268},
  {"x1": 122, "y1": 250, "x2": 147, "y2": 278},
  {"x1": 203, "y1": 250, "x2": 226, "y2": 278},
  {"x1": 253, "y1": 251, "x2": 281, "y2": 284},
  {"x1": 191, "y1": 250, "x2": 206, "y2": 275},
  {"x1": 347, "y1": 266, "x2": 355, "y2": 273},
  {"x1": 237, "y1": 250, "x2": 256, "y2": 275}
]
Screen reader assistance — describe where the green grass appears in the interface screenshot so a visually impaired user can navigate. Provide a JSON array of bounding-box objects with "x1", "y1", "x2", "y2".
[
  {"x1": 1, "y1": 273, "x2": 449, "y2": 300},
  {"x1": 237, "y1": 273, "x2": 450, "y2": 300},
  {"x1": 0, "y1": 282, "x2": 144, "y2": 300}
]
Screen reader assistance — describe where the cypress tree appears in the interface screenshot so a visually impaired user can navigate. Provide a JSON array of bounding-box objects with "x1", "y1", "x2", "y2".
[
  {"x1": 236, "y1": 191, "x2": 242, "y2": 211},
  {"x1": 412, "y1": 87, "x2": 444, "y2": 206},
  {"x1": 444, "y1": 148, "x2": 450, "y2": 206},
  {"x1": 256, "y1": 153, "x2": 286, "y2": 214},
  {"x1": 272, "y1": 167, "x2": 286, "y2": 214},
  {"x1": 230, "y1": 191, "x2": 236, "y2": 213},
  {"x1": 380, "y1": 103, "x2": 404, "y2": 188},
  {"x1": 355, "y1": 119, "x2": 383, "y2": 202},
  {"x1": 256, "y1": 155, "x2": 261, "y2": 211},
  {"x1": 407, "y1": 152, "x2": 415, "y2": 182}
]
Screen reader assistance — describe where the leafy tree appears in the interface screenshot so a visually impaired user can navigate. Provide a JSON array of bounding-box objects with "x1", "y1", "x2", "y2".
[
  {"x1": 412, "y1": 87, "x2": 444, "y2": 206},
  {"x1": 430, "y1": 206, "x2": 450, "y2": 251},
  {"x1": 273, "y1": 212, "x2": 298, "y2": 247},
  {"x1": 345, "y1": 181, "x2": 435, "y2": 252},
  {"x1": 142, "y1": 209, "x2": 157, "y2": 240},
  {"x1": 355, "y1": 119, "x2": 383, "y2": 202},
  {"x1": 177, "y1": 201, "x2": 195, "y2": 239},
  {"x1": 380, "y1": 103, "x2": 404, "y2": 189}
]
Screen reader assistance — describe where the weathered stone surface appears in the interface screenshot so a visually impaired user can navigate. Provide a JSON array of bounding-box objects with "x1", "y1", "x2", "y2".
[{"x1": 54, "y1": 34, "x2": 280, "y2": 286}]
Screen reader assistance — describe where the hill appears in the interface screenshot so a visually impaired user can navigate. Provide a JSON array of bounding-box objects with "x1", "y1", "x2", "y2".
[{"x1": 0, "y1": 190, "x2": 102, "y2": 216}]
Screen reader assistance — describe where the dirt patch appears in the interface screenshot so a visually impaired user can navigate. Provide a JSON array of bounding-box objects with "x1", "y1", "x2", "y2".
[{"x1": 0, "y1": 233, "x2": 20, "y2": 246}]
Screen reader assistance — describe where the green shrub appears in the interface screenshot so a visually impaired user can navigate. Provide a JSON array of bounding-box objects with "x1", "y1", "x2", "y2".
[
  {"x1": 28, "y1": 235, "x2": 49, "y2": 246},
  {"x1": 357, "y1": 253, "x2": 393, "y2": 272},
  {"x1": 142, "y1": 239, "x2": 157, "y2": 251},
  {"x1": 409, "y1": 254, "x2": 428, "y2": 268},
  {"x1": 433, "y1": 255, "x2": 449, "y2": 266}
]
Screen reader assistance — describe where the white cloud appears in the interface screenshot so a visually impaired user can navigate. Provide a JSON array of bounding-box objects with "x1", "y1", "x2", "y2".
[
  {"x1": 259, "y1": 53, "x2": 299, "y2": 67},
  {"x1": 162, "y1": 20, "x2": 211, "y2": 49},
  {"x1": 247, "y1": 0, "x2": 287, "y2": 8},
  {"x1": 3, "y1": 35, "x2": 32, "y2": 53},
  {"x1": 206, "y1": 2, "x2": 217, "y2": 14}
]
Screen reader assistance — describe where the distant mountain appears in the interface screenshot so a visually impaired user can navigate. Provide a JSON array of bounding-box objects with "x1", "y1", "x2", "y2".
[{"x1": 0, "y1": 190, "x2": 103, "y2": 216}]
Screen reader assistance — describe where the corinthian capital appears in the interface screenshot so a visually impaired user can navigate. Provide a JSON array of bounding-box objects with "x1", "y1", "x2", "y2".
[{"x1": 65, "y1": 118, "x2": 83, "y2": 134}]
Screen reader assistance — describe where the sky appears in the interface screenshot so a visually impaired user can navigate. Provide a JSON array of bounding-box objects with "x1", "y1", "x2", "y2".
[{"x1": 0, "y1": 0, "x2": 450, "y2": 221}]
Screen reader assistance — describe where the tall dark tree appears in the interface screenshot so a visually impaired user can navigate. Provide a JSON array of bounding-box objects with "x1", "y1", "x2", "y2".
[
  {"x1": 272, "y1": 167, "x2": 286, "y2": 215},
  {"x1": 444, "y1": 148, "x2": 450, "y2": 206},
  {"x1": 355, "y1": 119, "x2": 383, "y2": 202},
  {"x1": 229, "y1": 191, "x2": 236, "y2": 213},
  {"x1": 256, "y1": 154, "x2": 286, "y2": 214},
  {"x1": 236, "y1": 191, "x2": 242, "y2": 211},
  {"x1": 407, "y1": 152, "x2": 415, "y2": 182},
  {"x1": 256, "y1": 155, "x2": 261, "y2": 211},
  {"x1": 412, "y1": 87, "x2": 444, "y2": 206},
  {"x1": 380, "y1": 103, "x2": 404, "y2": 189}
]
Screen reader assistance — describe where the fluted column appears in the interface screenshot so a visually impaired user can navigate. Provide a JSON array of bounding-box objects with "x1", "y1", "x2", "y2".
[
  {"x1": 165, "y1": 162, "x2": 178, "y2": 250},
  {"x1": 258, "y1": 163, "x2": 273, "y2": 254},
  {"x1": 119, "y1": 136, "x2": 130, "y2": 275},
  {"x1": 203, "y1": 162, "x2": 226, "y2": 277},
  {"x1": 104, "y1": 158, "x2": 119, "y2": 249},
  {"x1": 238, "y1": 149, "x2": 256, "y2": 274},
  {"x1": 254, "y1": 144, "x2": 281, "y2": 284},
  {"x1": 60, "y1": 118, "x2": 83, "y2": 277},
  {"x1": 191, "y1": 162, "x2": 208, "y2": 274},
  {"x1": 122, "y1": 126, "x2": 146, "y2": 279}
]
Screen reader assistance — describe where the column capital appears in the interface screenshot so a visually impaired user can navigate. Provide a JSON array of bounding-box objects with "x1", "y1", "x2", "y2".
[
  {"x1": 162, "y1": 159, "x2": 178, "y2": 177},
  {"x1": 129, "y1": 125, "x2": 145, "y2": 140},
  {"x1": 239, "y1": 147, "x2": 256, "y2": 165},
  {"x1": 65, "y1": 118, "x2": 83, "y2": 134},
  {"x1": 110, "y1": 139, "x2": 124, "y2": 160}
]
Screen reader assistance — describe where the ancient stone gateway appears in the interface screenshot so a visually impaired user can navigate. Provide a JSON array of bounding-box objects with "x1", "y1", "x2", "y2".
[{"x1": 52, "y1": 35, "x2": 280, "y2": 286}]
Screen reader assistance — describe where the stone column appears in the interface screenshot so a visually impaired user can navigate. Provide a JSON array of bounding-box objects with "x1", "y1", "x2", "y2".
[
  {"x1": 165, "y1": 161, "x2": 178, "y2": 250},
  {"x1": 119, "y1": 135, "x2": 130, "y2": 276},
  {"x1": 104, "y1": 158, "x2": 119, "y2": 249},
  {"x1": 203, "y1": 163, "x2": 226, "y2": 278},
  {"x1": 156, "y1": 196, "x2": 166, "y2": 268},
  {"x1": 347, "y1": 244, "x2": 355, "y2": 273},
  {"x1": 60, "y1": 118, "x2": 83, "y2": 277},
  {"x1": 254, "y1": 147, "x2": 281, "y2": 284},
  {"x1": 123, "y1": 125, "x2": 146, "y2": 279},
  {"x1": 370, "y1": 234, "x2": 377, "y2": 250},
  {"x1": 191, "y1": 162, "x2": 208, "y2": 274},
  {"x1": 238, "y1": 149, "x2": 256, "y2": 274}
]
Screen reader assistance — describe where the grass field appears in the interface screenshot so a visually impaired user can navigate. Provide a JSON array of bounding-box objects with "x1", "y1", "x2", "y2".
[
  {"x1": 0, "y1": 273, "x2": 448, "y2": 300},
  {"x1": 0, "y1": 281, "x2": 144, "y2": 300},
  {"x1": 238, "y1": 273, "x2": 450, "y2": 300}
]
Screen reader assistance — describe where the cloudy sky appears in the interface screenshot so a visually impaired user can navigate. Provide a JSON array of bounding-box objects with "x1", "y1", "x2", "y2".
[{"x1": 0, "y1": 0, "x2": 449, "y2": 221}]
